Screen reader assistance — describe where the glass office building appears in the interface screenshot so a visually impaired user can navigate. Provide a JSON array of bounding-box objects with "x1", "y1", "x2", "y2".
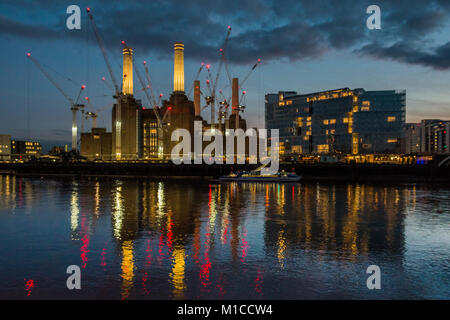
[{"x1": 265, "y1": 88, "x2": 405, "y2": 155}]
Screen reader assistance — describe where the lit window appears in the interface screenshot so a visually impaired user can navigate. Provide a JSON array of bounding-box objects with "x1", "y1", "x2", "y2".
[
  {"x1": 387, "y1": 116, "x2": 396, "y2": 122},
  {"x1": 330, "y1": 119, "x2": 336, "y2": 124},
  {"x1": 387, "y1": 138, "x2": 398, "y2": 143},
  {"x1": 361, "y1": 101, "x2": 370, "y2": 111},
  {"x1": 317, "y1": 144, "x2": 329, "y2": 153},
  {"x1": 343, "y1": 118, "x2": 349, "y2": 123},
  {"x1": 323, "y1": 120, "x2": 329, "y2": 125}
]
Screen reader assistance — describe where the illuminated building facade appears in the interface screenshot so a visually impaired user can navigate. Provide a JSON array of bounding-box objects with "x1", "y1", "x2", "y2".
[
  {"x1": 420, "y1": 119, "x2": 450, "y2": 154},
  {"x1": 142, "y1": 109, "x2": 161, "y2": 159},
  {"x1": 11, "y1": 140, "x2": 42, "y2": 160},
  {"x1": 160, "y1": 42, "x2": 195, "y2": 158},
  {"x1": 0, "y1": 134, "x2": 11, "y2": 161},
  {"x1": 111, "y1": 45, "x2": 142, "y2": 160},
  {"x1": 112, "y1": 96, "x2": 143, "y2": 160},
  {"x1": 265, "y1": 88, "x2": 405, "y2": 155}
]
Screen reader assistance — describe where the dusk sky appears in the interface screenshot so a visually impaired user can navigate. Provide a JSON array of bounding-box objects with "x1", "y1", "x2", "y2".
[{"x1": 1, "y1": 0, "x2": 450, "y2": 146}]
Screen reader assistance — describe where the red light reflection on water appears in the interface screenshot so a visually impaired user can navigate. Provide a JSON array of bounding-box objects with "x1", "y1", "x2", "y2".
[
  {"x1": 199, "y1": 222, "x2": 212, "y2": 289},
  {"x1": 199, "y1": 186, "x2": 215, "y2": 290},
  {"x1": 80, "y1": 234, "x2": 89, "y2": 268},
  {"x1": 222, "y1": 224, "x2": 229, "y2": 244},
  {"x1": 254, "y1": 269, "x2": 264, "y2": 296},
  {"x1": 216, "y1": 272, "x2": 226, "y2": 298},
  {"x1": 199, "y1": 232, "x2": 212, "y2": 288},
  {"x1": 145, "y1": 239, "x2": 152, "y2": 267},
  {"x1": 100, "y1": 248, "x2": 107, "y2": 267},
  {"x1": 142, "y1": 271, "x2": 150, "y2": 295},
  {"x1": 241, "y1": 230, "x2": 249, "y2": 263},
  {"x1": 80, "y1": 215, "x2": 90, "y2": 268},
  {"x1": 142, "y1": 239, "x2": 152, "y2": 295},
  {"x1": 24, "y1": 279, "x2": 34, "y2": 296},
  {"x1": 158, "y1": 231, "x2": 165, "y2": 265},
  {"x1": 166, "y1": 215, "x2": 173, "y2": 251}
]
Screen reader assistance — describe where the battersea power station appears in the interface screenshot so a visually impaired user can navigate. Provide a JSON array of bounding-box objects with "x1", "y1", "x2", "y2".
[{"x1": 80, "y1": 42, "x2": 248, "y2": 161}]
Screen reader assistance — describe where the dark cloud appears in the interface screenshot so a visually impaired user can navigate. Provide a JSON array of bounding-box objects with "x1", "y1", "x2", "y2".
[
  {"x1": 1, "y1": 0, "x2": 450, "y2": 68},
  {"x1": 0, "y1": 15, "x2": 59, "y2": 40},
  {"x1": 358, "y1": 41, "x2": 450, "y2": 70}
]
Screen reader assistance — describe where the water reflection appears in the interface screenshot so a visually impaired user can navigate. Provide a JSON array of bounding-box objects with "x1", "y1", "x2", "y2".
[
  {"x1": 120, "y1": 240, "x2": 134, "y2": 299},
  {"x1": 0, "y1": 175, "x2": 449, "y2": 299}
]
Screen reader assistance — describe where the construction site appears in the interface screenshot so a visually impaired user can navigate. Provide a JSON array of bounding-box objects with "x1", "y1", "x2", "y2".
[{"x1": 25, "y1": 8, "x2": 261, "y2": 162}]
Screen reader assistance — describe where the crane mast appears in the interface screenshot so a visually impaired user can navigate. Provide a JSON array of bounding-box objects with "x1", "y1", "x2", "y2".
[
  {"x1": 27, "y1": 53, "x2": 84, "y2": 151},
  {"x1": 86, "y1": 7, "x2": 123, "y2": 160}
]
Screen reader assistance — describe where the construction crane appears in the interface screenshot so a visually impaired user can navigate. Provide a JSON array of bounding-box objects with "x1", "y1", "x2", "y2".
[
  {"x1": 85, "y1": 111, "x2": 98, "y2": 128},
  {"x1": 84, "y1": 102, "x2": 110, "y2": 130},
  {"x1": 142, "y1": 60, "x2": 158, "y2": 108},
  {"x1": 26, "y1": 52, "x2": 85, "y2": 151},
  {"x1": 240, "y1": 58, "x2": 261, "y2": 88},
  {"x1": 86, "y1": 7, "x2": 123, "y2": 160},
  {"x1": 199, "y1": 26, "x2": 232, "y2": 128}
]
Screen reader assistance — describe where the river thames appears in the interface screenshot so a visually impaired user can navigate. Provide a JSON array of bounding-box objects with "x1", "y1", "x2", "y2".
[{"x1": 0, "y1": 175, "x2": 449, "y2": 299}]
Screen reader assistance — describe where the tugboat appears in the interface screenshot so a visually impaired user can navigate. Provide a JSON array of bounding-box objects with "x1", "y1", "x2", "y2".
[{"x1": 219, "y1": 166, "x2": 301, "y2": 182}]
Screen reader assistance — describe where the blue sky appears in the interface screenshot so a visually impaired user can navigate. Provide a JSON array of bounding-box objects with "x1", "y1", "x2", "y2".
[{"x1": 1, "y1": 0, "x2": 450, "y2": 145}]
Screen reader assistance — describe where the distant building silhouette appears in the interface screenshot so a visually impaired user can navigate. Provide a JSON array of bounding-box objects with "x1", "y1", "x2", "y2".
[{"x1": 0, "y1": 134, "x2": 11, "y2": 161}]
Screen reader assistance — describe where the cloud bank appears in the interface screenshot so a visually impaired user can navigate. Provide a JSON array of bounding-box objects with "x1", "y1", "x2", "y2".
[{"x1": 1, "y1": 0, "x2": 450, "y2": 68}]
